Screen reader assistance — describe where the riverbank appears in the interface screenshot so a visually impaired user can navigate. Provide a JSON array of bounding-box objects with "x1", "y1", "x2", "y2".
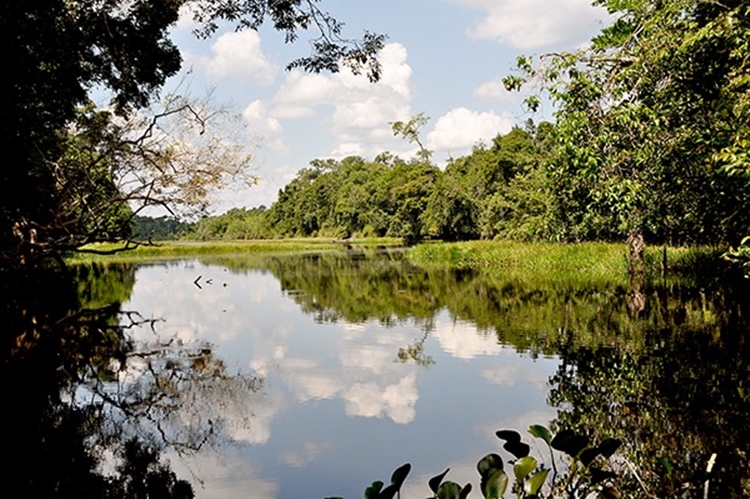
[
  {"x1": 69, "y1": 238, "x2": 728, "y2": 282},
  {"x1": 66, "y1": 237, "x2": 404, "y2": 262}
]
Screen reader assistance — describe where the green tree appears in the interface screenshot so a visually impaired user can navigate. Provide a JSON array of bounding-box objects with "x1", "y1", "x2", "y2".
[
  {"x1": 505, "y1": 0, "x2": 750, "y2": 255},
  {"x1": 1, "y1": 1, "x2": 384, "y2": 266}
]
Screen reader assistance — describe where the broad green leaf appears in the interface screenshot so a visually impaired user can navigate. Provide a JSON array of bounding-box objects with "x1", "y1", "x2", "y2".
[
  {"x1": 513, "y1": 456, "x2": 538, "y2": 481},
  {"x1": 429, "y1": 468, "x2": 450, "y2": 495},
  {"x1": 477, "y1": 453, "x2": 504, "y2": 478},
  {"x1": 528, "y1": 425, "x2": 553, "y2": 446},
  {"x1": 524, "y1": 469, "x2": 549, "y2": 496},
  {"x1": 481, "y1": 469, "x2": 509, "y2": 499},
  {"x1": 390, "y1": 463, "x2": 411, "y2": 488},
  {"x1": 364, "y1": 480, "x2": 383, "y2": 499},
  {"x1": 437, "y1": 481, "x2": 462, "y2": 499}
]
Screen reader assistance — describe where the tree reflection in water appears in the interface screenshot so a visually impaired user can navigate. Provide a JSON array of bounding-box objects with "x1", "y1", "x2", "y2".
[
  {"x1": 204, "y1": 250, "x2": 750, "y2": 497},
  {"x1": 2, "y1": 263, "x2": 263, "y2": 498}
]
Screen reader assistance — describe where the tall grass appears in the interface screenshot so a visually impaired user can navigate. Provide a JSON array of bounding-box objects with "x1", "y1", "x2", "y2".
[
  {"x1": 408, "y1": 240, "x2": 726, "y2": 285},
  {"x1": 66, "y1": 238, "x2": 404, "y2": 263}
]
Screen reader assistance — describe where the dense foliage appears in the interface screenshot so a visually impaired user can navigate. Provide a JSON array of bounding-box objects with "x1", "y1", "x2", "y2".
[
  {"x1": 505, "y1": 0, "x2": 750, "y2": 246},
  {"x1": 1, "y1": 1, "x2": 383, "y2": 266},
  {"x1": 188, "y1": 124, "x2": 557, "y2": 242}
]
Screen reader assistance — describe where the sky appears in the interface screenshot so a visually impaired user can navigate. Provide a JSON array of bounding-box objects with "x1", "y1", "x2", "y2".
[{"x1": 166, "y1": 0, "x2": 612, "y2": 213}]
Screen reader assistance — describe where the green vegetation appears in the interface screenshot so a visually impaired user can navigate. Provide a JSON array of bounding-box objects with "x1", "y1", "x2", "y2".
[
  {"x1": 66, "y1": 238, "x2": 403, "y2": 263},
  {"x1": 363, "y1": 427, "x2": 623, "y2": 499}
]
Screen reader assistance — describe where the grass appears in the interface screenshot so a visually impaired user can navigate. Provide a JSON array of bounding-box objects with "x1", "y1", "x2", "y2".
[
  {"x1": 407, "y1": 240, "x2": 726, "y2": 284},
  {"x1": 66, "y1": 237, "x2": 405, "y2": 263}
]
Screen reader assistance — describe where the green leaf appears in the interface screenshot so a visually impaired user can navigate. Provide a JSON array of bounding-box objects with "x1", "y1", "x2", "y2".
[
  {"x1": 437, "y1": 481, "x2": 462, "y2": 499},
  {"x1": 481, "y1": 469, "x2": 509, "y2": 499},
  {"x1": 364, "y1": 481, "x2": 383, "y2": 499},
  {"x1": 528, "y1": 425, "x2": 553, "y2": 446},
  {"x1": 477, "y1": 453, "x2": 504, "y2": 478},
  {"x1": 656, "y1": 457, "x2": 674, "y2": 475},
  {"x1": 429, "y1": 468, "x2": 450, "y2": 495},
  {"x1": 390, "y1": 463, "x2": 411, "y2": 488},
  {"x1": 514, "y1": 456, "x2": 538, "y2": 481},
  {"x1": 524, "y1": 469, "x2": 549, "y2": 496},
  {"x1": 459, "y1": 483, "x2": 472, "y2": 499}
]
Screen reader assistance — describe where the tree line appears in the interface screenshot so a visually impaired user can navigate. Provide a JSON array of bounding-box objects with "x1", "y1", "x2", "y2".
[{"x1": 183, "y1": 112, "x2": 750, "y2": 247}]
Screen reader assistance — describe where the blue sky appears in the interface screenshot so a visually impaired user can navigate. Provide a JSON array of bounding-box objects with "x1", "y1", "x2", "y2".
[{"x1": 167, "y1": 0, "x2": 611, "y2": 212}]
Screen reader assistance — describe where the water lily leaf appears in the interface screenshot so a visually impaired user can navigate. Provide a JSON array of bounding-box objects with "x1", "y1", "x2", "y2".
[
  {"x1": 524, "y1": 469, "x2": 549, "y2": 496},
  {"x1": 495, "y1": 429, "x2": 522, "y2": 443},
  {"x1": 504, "y1": 440, "x2": 530, "y2": 459},
  {"x1": 429, "y1": 468, "x2": 450, "y2": 494},
  {"x1": 364, "y1": 481, "x2": 383, "y2": 499},
  {"x1": 477, "y1": 453, "x2": 504, "y2": 478},
  {"x1": 390, "y1": 463, "x2": 411, "y2": 488},
  {"x1": 528, "y1": 425, "x2": 553, "y2": 446},
  {"x1": 597, "y1": 438, "x2": 622, "y2": 459},
  {"x1": 437, "y1": 481, "x2": 462, "y2": 499},
  {"x1": 551, "y1": 430, "x2": 589, "y2": 458},
  {"x1": 514, "y1": 456, "x2": 538, "y2": 481},
  {"x1": 481, "y1": 469, "x2": 509, "y2": 499}
]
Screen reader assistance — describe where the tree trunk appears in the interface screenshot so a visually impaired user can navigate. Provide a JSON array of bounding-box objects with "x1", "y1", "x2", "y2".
[{"x1": 627, "y1": 231, "x2": 646, "y2": 316}]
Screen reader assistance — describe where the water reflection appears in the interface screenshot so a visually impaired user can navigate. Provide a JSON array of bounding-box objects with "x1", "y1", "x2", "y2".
[{"x1": 4, "y1": 250, "x2": 748, "y2": 498}]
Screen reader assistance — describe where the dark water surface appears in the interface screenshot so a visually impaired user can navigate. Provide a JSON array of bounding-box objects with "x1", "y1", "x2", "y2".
[{"x1": 4, "y1": 250, "x2": 749, "y2": 498}]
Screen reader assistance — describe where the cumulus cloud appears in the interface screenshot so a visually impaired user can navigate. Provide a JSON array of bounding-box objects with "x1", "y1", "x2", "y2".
[
  {"x1": 270, "y1": 43, "x2": 414, "y2": 157},
  {"x1": 200, "y1": 30, "x2": 277, "y2": 85},
  {"x1": 427, "y1": 108, "x2": 514, "y2": 152},
  {"x1": 243, "y1": 100, "x2": 285, "y2": 151},
  {"x1": 431, "y1": 315, "x2": 506, "y2": 359},
  {"x1": 454, "y1": 0, "x2": 610, "y2": 49}
]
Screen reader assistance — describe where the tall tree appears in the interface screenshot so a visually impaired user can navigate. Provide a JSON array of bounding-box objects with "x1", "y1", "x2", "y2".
[
  {"x1": 505, "y1": 0, "x2": 750, "y2": 257},
  {"x1": 0, "y1": 0, "x2": 384, "y2": 265}
]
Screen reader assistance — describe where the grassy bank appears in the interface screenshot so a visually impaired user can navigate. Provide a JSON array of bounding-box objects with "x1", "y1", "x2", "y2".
[
  {"x1": 407, "y1": 240, "x2": 726, "y2": 283},
  {"x1": 66, "y1": 237, "x2": 404, "y2": 263}
]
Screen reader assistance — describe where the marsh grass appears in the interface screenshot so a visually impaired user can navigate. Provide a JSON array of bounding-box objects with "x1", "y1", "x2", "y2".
[
  {"x1": 67, "y1": 238, "x2": 404, "y2": 263},
  {"x1": 408, "y1": 240, "x2": 726, "y2": 286}
]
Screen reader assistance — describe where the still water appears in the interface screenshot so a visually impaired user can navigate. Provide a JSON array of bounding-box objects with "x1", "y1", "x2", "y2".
[
  {"x1": 69, "y1": 250, "x2": 749, "y2": 497},
  {"x1": 120, "y1": 252, "x2": 558, "y2": 499}
]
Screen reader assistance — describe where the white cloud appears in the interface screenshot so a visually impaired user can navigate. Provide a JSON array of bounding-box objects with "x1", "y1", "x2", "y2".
[
  {"x1": 427, "y1": 108, "x2": 514, "y2": 152},
  {"x1": 202, "y1": 30, "x2": 277, "y2": 85},
  {"x1": 432, "y1": 316, "x2": 505, "y2": 359},
  {"x1": 242, "y1": 100, "x2": 285, "y2": 151},
  {"x1": 455, "y1": 0, "x2": 609, "y2": 49},
  {"x1": 271, "y1": 42, "x2": 414, "y2": 158}
]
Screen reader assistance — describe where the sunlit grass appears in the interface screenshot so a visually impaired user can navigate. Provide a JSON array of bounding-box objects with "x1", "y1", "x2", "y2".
[
  {"x1": 67, "y1": 237, "x2": 404, "y2": 263},
  {"x1": 408, "y1": 240, "x2": 725, "y2": 285}
]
